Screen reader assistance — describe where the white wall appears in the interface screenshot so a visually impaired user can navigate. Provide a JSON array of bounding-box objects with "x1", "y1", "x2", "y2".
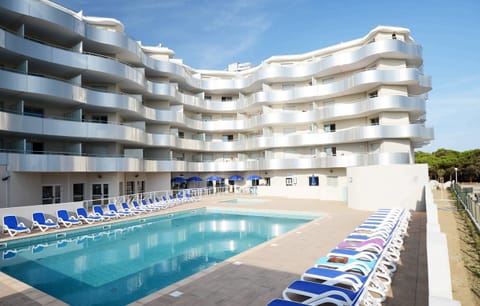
[
  {"x1": 257, "y1": 169, "x2": 348, "y2": 201},
  {"x1": 7, "y1": 172, "x2": 42, "y2": 207},
  {"x1": 381, "y1": 139, "x2": 411, "y2": 153},
  {"x1": 378, "y1": 85, "x2": 408, "y2": 96},
  {"x1": 146, "y1": 172, "x2": 171, "y2": 192},
  {"x1": 425, "y1": 186, "x2": 461, "y2": 306},
  {"x1": 380, "y1": 112, "x2": 409, "y2": 125},
  {"x1": 346, "y1": 164, "x2": 429, "y2": 211}
]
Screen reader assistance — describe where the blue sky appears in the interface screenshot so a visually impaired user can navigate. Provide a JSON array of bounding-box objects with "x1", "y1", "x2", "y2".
[{"x1": 53, "y1": 0, "x2": 480, "y2": 153}]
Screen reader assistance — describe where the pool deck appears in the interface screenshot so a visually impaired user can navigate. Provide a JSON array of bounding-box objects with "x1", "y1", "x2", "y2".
[{"x1": 0, "y1": 195, "x2": 427, "y2": 305}]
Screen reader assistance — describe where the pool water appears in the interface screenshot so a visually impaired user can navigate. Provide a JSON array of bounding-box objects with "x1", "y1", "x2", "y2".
[{"x1": 0, "y1": 208, "x2": 313, "y2": 305}]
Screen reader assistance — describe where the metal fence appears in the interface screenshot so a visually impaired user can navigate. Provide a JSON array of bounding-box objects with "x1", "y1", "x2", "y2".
[
  {"x1": 453, "y1": 184, "x2": 480, "y2": 233},
  {"x1": 81, "y1": 187, "x2": 230, "y2": 210}
]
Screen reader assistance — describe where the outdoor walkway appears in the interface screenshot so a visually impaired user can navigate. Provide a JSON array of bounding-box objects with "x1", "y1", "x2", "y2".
[{"x1": 0, "y1": 195, "x2": 430, "y2": 305}]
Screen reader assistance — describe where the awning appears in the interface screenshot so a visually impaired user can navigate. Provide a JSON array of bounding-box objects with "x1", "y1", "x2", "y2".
[
  {"x1": 228, "y1": 175, "x2": 244, "y2": 181},
  {"x1": 246, "y1": 175, "x2": 262, "y2": 180},
  {"x1": 171, "y1": 176, "x2": 187, "y2": 183},
  {"x1": 187, "y1": 176, "x2": 203, "y2": 182},
  {"x1": 206, "y1": 175, "x2": 224, "y2": 181}
]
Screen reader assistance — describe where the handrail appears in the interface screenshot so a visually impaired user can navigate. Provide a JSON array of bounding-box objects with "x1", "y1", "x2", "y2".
[
  {"x1": 452, "y1": 184, "x2": 480, "y2": 233},
  {"x1": 81, "y1": 187, "x2": 226, "y2": 210}
]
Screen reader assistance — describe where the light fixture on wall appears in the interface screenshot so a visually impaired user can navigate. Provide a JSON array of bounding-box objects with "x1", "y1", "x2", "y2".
[
  {"x1": 1, "y1": 176, "x2": 9, "y2": 181},
  {"x1": 135, "y1": 174, "x2": 139, "y2": 178},
  {"x1": 97, "y1": 174, "x2": 102, "y2": 179}
]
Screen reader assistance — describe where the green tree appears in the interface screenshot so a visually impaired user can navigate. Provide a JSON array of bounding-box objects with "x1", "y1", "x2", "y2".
[{"x1": 415, "y1": 148, "x2": 480, "y2": 183}]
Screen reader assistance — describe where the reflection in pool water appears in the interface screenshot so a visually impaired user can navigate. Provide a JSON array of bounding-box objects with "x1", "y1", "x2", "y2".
[{"x1": 0, "y1": 208, "x2": 313, "y2": 305}]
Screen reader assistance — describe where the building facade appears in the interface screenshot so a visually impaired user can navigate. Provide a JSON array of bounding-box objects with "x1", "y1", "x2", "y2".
[{"x1": 0, "y1": 0, "x2": 433, "y2": 209}]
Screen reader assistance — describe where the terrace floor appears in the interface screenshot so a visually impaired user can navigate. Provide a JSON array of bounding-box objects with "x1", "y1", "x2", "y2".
[{"x1": 0, "y1": 195, "x2": 428, "y2": 305}]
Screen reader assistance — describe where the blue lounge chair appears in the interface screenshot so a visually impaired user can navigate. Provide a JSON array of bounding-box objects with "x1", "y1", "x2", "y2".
[
  {"x1": 301, "y1": 267, "x2": 367, "y2": 291},
  {"x1": 93, "y1": 205, "x2": 117, "y2": 220},
  {"x1": 149, "y1": 197, "x2": 168, "y2": 209},
  {"x1": 185, "y1": 192, "x2": 198, "y2": 202},
  {"x1": 57, "y1": 209, "x2": 82, "y2": 227},
  {"x1": 121, "y1": 202, "x2": 143, "y2": 214},
  {"x1": 267, "y1": 299, "x2": 305, "y2": 306},
  {"x1": 3, "y1": 215, "x2": 31, "y2": 237},
  {"x1": 76, "y1": 207, "x2": 102, "y2": 224},
  {"x1": 32, "y1": 212, "x2": 60, "y2": 232},
  {"x1": 132, "y1": 200, "x2": 152, "y2": 212},
  {"x1": 162, "y1": 195, "x2": 174, "y2": 206},
  {"x1": 141, "y1": 199, "x2": 159, "y2": 210},
  {"x1": 314, "y1": 256, "x2": 374, "y2": 276},
  {"x1": 327, "y1": 248, "x2": 378, "y2": 263},
  {"x1": 108, "y1": 203, "x2": 131, "y2": 217},
  {"x1": 171, "y1": 194, "x2": 184, "y2": 204},
  {"x1": 282, "y1": 280, "x2": 365, "y2": 305}
]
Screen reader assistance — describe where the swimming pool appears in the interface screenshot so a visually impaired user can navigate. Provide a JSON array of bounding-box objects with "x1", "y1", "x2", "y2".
[{"x1": 0, "y1": 208, "x2": 315, "y2": 305}]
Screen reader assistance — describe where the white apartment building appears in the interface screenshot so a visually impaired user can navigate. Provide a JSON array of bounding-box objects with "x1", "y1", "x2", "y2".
[{"x1": 0, "y1": 0, "x2": 433, "y2": 210}]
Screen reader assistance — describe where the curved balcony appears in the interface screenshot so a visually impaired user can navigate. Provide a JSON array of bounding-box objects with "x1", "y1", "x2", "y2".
[
  {"x1": 174, "y1": 68, "x2": 430, "y2": 112},
  {"x1": 0, "y1": 66, "x2": 427, "y2": 131},
  {"x1": 0, "y1": 109, "x2": 433, "y2": 151},
  {"x1": 0, "y1": 0, "x2": 144, "y2": 65},
  {"x1": 1, "y1": 1, "x2": 427, "y2": 96},
  {"x1": 0, "y1": 67, "x2": 428, "y2": 129},
  {"x1": 0, "y1": 151, "x2": 411, "y2": 173},
  {"x1": 193, "y1": 39, "x2": 423, "y2": 92},
  {"x1": 0, "y1": 29, "x2": 145, "y2": 90},
  {"x1": 4, "y1": 153, "x2": 143, "y2": 172},
  {"x1": 0, "y1": 111, "x2": 147, "y2": 144},
  {"x1": 0, "y1": 28, "x2": 425, "y2": 100}
]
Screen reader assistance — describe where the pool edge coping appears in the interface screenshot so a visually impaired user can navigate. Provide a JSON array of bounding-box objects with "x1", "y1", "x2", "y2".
[
  {"x1": 0, "y1": 202, "x2": 326, "y2": 305},
  {"x1": 128, "y1": 211, "x2": 326, "y2": 305}
]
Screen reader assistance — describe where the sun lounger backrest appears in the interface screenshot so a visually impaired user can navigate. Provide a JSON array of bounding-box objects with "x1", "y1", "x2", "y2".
[
  {"x1": 33, "y1": 212, "x2": 46, "y2": 223},
  {"x1": 3, "y1": 215, "x2": 18, "y2": 228}
]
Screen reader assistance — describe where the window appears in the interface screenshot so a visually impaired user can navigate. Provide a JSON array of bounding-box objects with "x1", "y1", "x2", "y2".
[
  {"x1": 24, "y1": 106, "x2": 44, "y2": 117},
  {"x1": 92, "y1": 183, "x2": 108, "y2": 204},
  {"x1": 178, "y1": 131, "x2": 184, "y2": 138},
  {"x1": 26, "y1": 142, "x2": 44, "y2": 154},
  {"x1": 137, "y1": 180, "x2": 145, "y2": 194},
  {"x1": 265, "y1": 177, "x2": 271, "y2": 186},
  {"x1": 221, "y1": 96, "x2": 232, "y2": 102},
  {"x1": 368, "y1": 91, "x2": 378, "y2": 98},
  {"x1": 282, "y1": 84, "x2": 294, "y2": 90},
  {"x1": 73, "y1": 183, "x2": 84, "y2": 201},
  {"x1": 309, "y1": 176, "x2": 319, "y2": 186},
  {"x1": 325, "y1": 147, "x2": 337, "y2": 156},
  {"x1": 204, "y1": 95, "x2": 212, "y2": 100},
  {"x1": 174, "y1": 152, "x2": 185, "y2": 161},
  {"x1": 370, "y1": 117, "x2": 380, "y2": 126},
  {"x1": 222, "y1": 135, "x2": 234, "y2": 142},
  {"x1": 205, "y1": 134, "x2": 212, "y2": 141},
  {"x1": 286, "y1": 177, "x2": 293, "y2": 186},
  {"x1": 327, "y1": 176, "x2": 338, "y2": 187},
  {"x1": 42, "y1": 185, "x2": 61, "y2": 204},
  {"x1": 324, "y1": 123, "x2": 336, "y2": 133},
  {"x1": 126, "y1": 181, "x2": 135, "y2": 194},
  {"x1": 92, "y1": 115, "x2": 108, "y2": 124}
]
